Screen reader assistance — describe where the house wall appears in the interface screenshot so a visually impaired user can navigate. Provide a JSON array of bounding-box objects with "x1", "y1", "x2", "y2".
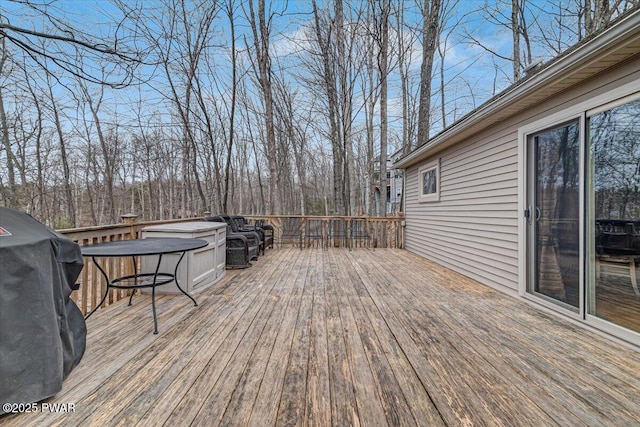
[{"x1": 405, "y1": 56, "x2": 640, "y2": 295}]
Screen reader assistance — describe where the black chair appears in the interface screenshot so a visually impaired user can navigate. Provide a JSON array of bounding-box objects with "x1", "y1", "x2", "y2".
[
  {"x1": 350, "y1": 219, "x2": 373, "y2": 250},
  {"x1": 596, "y1": 219, "x2": 637, "y2": 255},
  {"x1": 305, "y1": 219, "x2": 325, "y2": 249},
  {"x1": 281, "y1": 217, "x2": 303, "y2": 249},
  {"x1": 631, "y1": 222, "x2": 640, "y2": 252},
  {"x1": 254, "y1": 219, "x2": 275, "y2": 250},
  {"x1": 218, "y1": 215, "x2": 261, "y2": 260},
  {"x1": 328, "y1": 218, "x2": 349, "y2": 249},
  {"x1": 595, "y1": 219, "x2": 640, "y2": 296},
  {"x1": 203, "y1": 216, "x2": 253, "y2": 269},
  {"x1": 232, "y1": 215, "x2": 273, "y2": 254}
]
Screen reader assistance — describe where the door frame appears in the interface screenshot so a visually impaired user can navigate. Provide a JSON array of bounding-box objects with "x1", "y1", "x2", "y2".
[
  {"x1": 519, "y1": 114, "x2": 585, "y2": 320},
  {"x1": 517, "y1": 81, "x2": 640, "y2": 344}
]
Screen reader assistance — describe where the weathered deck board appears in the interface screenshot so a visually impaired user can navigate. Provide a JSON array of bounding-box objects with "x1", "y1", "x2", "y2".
[
  {"x1": 327, "y1": 250, "x2": 395, "y2": 427},
  {"x1": 3, "y1": 248, "x2": 640, "y2": 427},
  {"x1": 166, "y1": 248, "x2": 301, "y2": 426},
  {"x1": 331, "y1": 250, "x2": 439, "y2": 426},
  {"x1": 274, "y1": 248, "x2": 317, "y2": 426},
  {"x1": 364, "y1": 249, "x2": 640, "y2": 425},
  {"x1": 245, "y1": 247, "x2": 310, "y2": 427},
  {"x1": 303, "y1": 246, "x2": 331, "y2": 427},
  {"x1": 132, "y1": 268, "x2": 276, "y2": 426},
  {"x1": 352, "y1": 250, "x2": 566, "y2": 425},
  {"x1": 347, "y1": 250, "x2": 510, "y2": 425}
]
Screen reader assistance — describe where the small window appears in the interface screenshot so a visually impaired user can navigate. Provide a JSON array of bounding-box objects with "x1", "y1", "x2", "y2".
[{"x1": 419, "y1": 159, "x2": 440, "y2": 202}]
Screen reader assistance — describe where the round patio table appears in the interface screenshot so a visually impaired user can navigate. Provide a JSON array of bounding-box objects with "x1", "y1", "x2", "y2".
[{"x1": 81, "y1": 237, "x2": 208, "y2": 334}]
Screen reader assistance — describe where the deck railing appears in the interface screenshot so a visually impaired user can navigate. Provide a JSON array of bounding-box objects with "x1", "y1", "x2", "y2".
[
  {"x1": 58, "y1": 215, "x2": 404, "y2": 316},
  {"x1": 241, "y1": 215, "x2": 404, "y2": 249}
]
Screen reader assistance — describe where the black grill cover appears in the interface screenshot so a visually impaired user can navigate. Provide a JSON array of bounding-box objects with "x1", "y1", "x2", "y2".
[{"x1": 0, "y1": 208, "x2": 86, "y2": 410}]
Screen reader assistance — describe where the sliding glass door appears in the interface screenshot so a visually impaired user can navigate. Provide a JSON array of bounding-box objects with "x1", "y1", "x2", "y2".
[
  {"x1": 524, "y1": 93, "x2": 640, "y2": 343},
  {"x1": 587, "y1": 98, "x2": 640, "y2": 334},
  {"x1": 527, "y1": 120, "x2": 581, "y2": 311}
]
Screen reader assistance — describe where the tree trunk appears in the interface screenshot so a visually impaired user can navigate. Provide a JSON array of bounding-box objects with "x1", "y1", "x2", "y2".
[
  {"x1": 0, "y1": 41, "x2": 18, "y2": 208},
  {"x1": 0, "y1": 86, "x2": 18, "y2": 208},
  {"x1": 47, "y1": 81, "x2": 76, "y2": 227},
  {"x1": 335, "y1": 0, "x2": 355, "y2": 215},
  {"x1": 417, "y1": 0, "x2": 442, "y2": 147},
  {"x1": 379, "y1": 0, "x2": 390, "y2": 216},
  {"x1": 512, "y1": 0, "x2": 521, "y2": 80},
  {"x1": 247, "y1": 0, "x2": 280, "y2": 215},
  {"x1": 365, "y1": 35, "x2": 376, "y2": 217},
  {"x1": 82, "y1": 85, "x2": 117, "y2": 223},
  {"x1": 223, "y1": 0, "x2": 238, "y2": 213},
  {"x1": 24, "y1": 67, "x2": 48, "y2": 219},
  {"x1": 312, "y1": 0, "x2": 345, "y2": 215},
  {"x1": 396, "y1": 1, "x2": 413, "y2": 155}
]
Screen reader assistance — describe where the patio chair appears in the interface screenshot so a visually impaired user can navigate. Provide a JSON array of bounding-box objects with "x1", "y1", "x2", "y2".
[
  {"x1": 305, "y1": 219, "x2": 325, "y2": 249},
  {"x1": 228, "y1": 215, "x2": 264, "y2": 255},
  {"x1": 328, "y1": 218, "x2": 349, "y2": 249},
  {"x1": 254, "y1": 219, "x2": 275, "y2": 250},
  {"x1": 595, "y1": 219, "x2": 640, "y2": 296},
  {"x1": 350, "y1": 219, "x2": 373, "y2": 250},
  {"x1": 231, "y1": 215, "x2": 270, "y2": 255},
  {"x1": 218, "y1": 215, "x2": 261, "y2": 260},
  {"x1": 281, "y1": 217, "x2": 303, "y2": 249},
  {"x1": 202, "y1": 216, "x2": 252, "y2": 269}
]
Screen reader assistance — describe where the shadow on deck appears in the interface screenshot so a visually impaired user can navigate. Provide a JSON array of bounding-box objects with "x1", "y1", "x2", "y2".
[{"x1": 3, "y1": 248, "x2": 640, "y2": 426}]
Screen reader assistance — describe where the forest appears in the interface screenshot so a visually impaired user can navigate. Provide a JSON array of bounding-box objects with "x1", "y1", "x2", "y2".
[{"x1": 1, "y1": 0, "x2": 638, "y2": 228}]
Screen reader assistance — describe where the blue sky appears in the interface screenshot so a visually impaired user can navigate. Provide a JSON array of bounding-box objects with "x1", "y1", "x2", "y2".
[{"x1": 2, "y1": 0, "x2": 586, "y2": 155}]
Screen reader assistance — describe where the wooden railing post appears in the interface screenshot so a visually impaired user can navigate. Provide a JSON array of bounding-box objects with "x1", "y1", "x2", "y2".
[
  {"x1": 121, "y1": 213, "x2": 139, "y2": 240},
  {"x1": 120, "y1": 213, "x2": 139, "y2": 302}
]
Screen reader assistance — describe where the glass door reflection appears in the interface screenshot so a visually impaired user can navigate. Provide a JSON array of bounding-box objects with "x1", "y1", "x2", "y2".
[
  {"x1": 588, "y1": 98, "x2": 640, "y2": 333},
  {"x1": 528, "y1": 120, "x2": 581, "y2": 310}
]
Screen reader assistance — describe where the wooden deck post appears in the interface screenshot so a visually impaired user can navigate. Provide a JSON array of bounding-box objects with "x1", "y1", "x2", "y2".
[
  {"x1": 121, "y1": 213, "x2": 139, "y2": 240},
  {"x1": 120, "y1": 213, "x2": 139, "y2": 301}
]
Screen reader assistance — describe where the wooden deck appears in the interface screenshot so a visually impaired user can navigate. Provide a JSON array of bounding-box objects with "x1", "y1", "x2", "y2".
[{"x1": 4, "y1": 248, "x2": 640, "y2": 426}]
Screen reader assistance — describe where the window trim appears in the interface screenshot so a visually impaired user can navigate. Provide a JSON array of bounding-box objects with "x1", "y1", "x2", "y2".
[{"x1": 418, "y1": 158, "x2": 440, "y2": 203}]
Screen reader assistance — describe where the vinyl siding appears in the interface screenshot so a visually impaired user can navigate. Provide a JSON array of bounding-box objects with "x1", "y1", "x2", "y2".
[
  {"x1": 405, "y1": 130, "x2": 520, "y2": 294},
  {"x1": 404, "y1": 56, "x2": 640, "y2": 295}
]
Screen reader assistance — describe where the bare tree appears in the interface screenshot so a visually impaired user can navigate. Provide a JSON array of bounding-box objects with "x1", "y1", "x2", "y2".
[
  {"x1": 22, "y1": 63, "x2": 48, "y2": 219},
  {"x1": 306, "y1": 0, "x2": 366, "y2": 215},
  {"x1": 363, "y1": 32, "x2": 378, "y2": 216},
  {"x1": 245, "y1": 0, "x2": 280, "y2": 214},
  {"x1": 43, "y1": 70, "x2": 76, "y2": 226},
  {"x1": 336, "y1": 0, "x2": 359, "y2": 215},
  {"x1": 272, "y1": 68, "x2": 317, "y2": 215},
  {"x1": 309, "y1": 0, "x2": 344, "y2": 214},
  {"x1": 163, "y1": 0, "x2": 216, "y2": 216},
  {"x1": 223, "y1": 0, "x2": 239, "y2": 213},
  {"x1": 582, "y1": 0, "x2": 638, "y2": 37},
  {"x1": 76, "y1": 78, "x2": 118, "y2": 223},
  {"x1": 417, "y1": 0, "x2": 443, "y2": 146},
  {"x1": 393, "y1": 0, "x2": 420, "y2": 155},
  {"x1": 376, "y1": 0, "x2": 391, "y2": 216},
  {"x1": 0, "y1": 0, "x2": 145, "y2": 88},
  {"x1": 0, "y1": 38, "x2": 18, "y2": 207}
]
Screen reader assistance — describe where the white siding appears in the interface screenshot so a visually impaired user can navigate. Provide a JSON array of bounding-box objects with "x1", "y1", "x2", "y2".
[{"x1": 404, "y1": 57, "x2": 640, "y2": 295}]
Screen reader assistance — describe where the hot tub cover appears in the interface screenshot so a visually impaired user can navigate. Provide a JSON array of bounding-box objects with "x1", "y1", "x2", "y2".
[{"x1": 0, "y1": 208, "x2": 86, "y2": 410}]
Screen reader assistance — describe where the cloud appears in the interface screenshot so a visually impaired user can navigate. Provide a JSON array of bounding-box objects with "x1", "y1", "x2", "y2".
[{"x1": 271, "y1": 25, "x2": 312, "y2": 57}]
